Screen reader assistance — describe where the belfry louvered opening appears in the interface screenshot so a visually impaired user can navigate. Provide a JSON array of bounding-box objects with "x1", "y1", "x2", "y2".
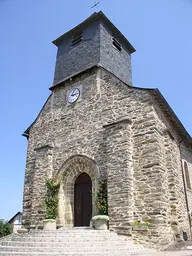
[
  {"x1": 71, "y1": 31, "x2": 83, "y2": 46},
  {"x1": 112, "y1": 38, "x2": 122, "y2": 52}
]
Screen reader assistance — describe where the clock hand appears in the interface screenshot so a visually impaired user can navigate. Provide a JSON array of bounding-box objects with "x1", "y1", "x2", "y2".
[{"x1": 71, "y1": 89, "x2": 77, "y2": 96}]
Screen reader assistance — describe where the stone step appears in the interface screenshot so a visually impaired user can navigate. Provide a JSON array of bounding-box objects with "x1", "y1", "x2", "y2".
[
  {"x1": 0, "y1": 252, "x2": 154, "y2": 256},
  {"x1": 6, "y1": 237, "x2": 118, "y2": 243},
  {"x1": 13, "y1": 234, "x2": 116, "y2": 238},
  {"x1": 0, "y1": 252, "x2": 155, "y2": 256},
  {"x1": 16, "y1": 234, "x2": 117, "y2": 239},
  {"x1": 28, "y1": 229, "x2": 110, "y2": 234},
  {"x1": 0, "y1": 245, "x2": 149, "y2": 252},
  {"x1": 0, "y1": 228, "x2": 153, "y2": 256},
  {"x1": 0, "y1": 251, "x2": 154, "y2": 256},
  {"x1": 0, "y1": 252, "x2": 128, "y2": 256},
  {"x1": 0, "y1": 241, "x2": 145, "y2": 249},
  {"x1": 0, "y1": 248, "x2": 148, "y2": 255},
  {"x1": 12, "y1": 231, "x2": 116, "y2": 238},
  {"x1": 0, "y1": 246, "x2": 115, "y2": 252},
  {"x1": 7, "y1": 236, "x2": 120, "y2": 241},
  {"x1": 26, "y1": 235, "x2": 117, "y2": 239},
  {"x1": 42, "y1": 229, "x2": 113, "y2": 232},
  {"x1": 2, "y1": 241, "x2": 145, "y2": 251},
  {"x1": 26, "y1": 232, "x2": 108, "y2": 236}
]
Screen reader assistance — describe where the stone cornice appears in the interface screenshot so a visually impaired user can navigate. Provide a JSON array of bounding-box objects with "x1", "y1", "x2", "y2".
[
  {"x1": 103, "y1": 118, "x2": 132, "y2": 129},
  {"x1": 34, "y1": 144, "x2": 53, "y2": 151}
]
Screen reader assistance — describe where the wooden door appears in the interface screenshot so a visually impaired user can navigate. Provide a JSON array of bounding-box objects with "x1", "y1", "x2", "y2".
[{"x1": 74, "y1": 173, "x2": 92, "y2": 226}]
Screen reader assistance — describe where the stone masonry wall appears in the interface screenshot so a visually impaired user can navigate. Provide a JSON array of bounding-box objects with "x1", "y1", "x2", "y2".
[
  {"x1": 30, "y1": 146, "x2": 53, "y2": 225},
  {"x1": 149, "y1": 101, "x2": 192, "y2": 243},
  {"x1": 131, "y1": 101, "x2": 172, "y2": 248},
  {"x1": 163, "y1": 132, "x2": 185, "y2": 240},
  {"x1": 181, "y1": 143, "x2": 192, "y2": 238},
  {"x1": 23, "y1": 67, "x2": 152, "y2": 228},
  {"x1": 104, "y1": 119, "x2": 133, "y2": 230},
  {"x1": 23, "y1": 67, "x2": 192, "y2": 249},
  {"x1": 22, "y1": 145, "x2": 36, "y2": 227}
]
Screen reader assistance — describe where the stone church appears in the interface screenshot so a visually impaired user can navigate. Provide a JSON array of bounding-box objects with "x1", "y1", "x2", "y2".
[{"x1": 22, "y1": 11, "x2": 192, "y2": 248}]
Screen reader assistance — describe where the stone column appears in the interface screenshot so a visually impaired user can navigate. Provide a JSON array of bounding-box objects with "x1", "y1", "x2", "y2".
[
  {"x1": 164, "y1": 132, "x2": 180, "y2": 220},
  {"x1": 165, "y1": 132, "x2": 190, "y2": 240},
  {"x1": 58, "y1": 180, "x2": 65, "y2": 227},
  {"x1": 103, "y1": 118, "x2": 133, "y2": 231},
  {"x1": 132, "y1": 111, "x2": 171, "y2": 248},
  {"x1": 30, "y1": 145, "x2": 53, "y2": 226},
  {"x1": 22, "y1": 152, "x2": 36, "y2": 227}
]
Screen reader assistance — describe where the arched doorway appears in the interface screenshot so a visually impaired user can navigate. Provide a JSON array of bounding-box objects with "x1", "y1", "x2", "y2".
[
  {"x1": 74, "y1": 173, "x2": 92, "y2": 226},
  {"x1": 56, "y1": 155, "x2": 100, "y2": 227}
]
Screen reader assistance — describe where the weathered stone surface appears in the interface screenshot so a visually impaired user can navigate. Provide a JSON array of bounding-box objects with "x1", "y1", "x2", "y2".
[
  {"x1": 23, "y1": 66, "x2": 192, "y2": 249},
  {"x1": 22, "y1": 12, "x2": 192, "y2": 251},
  {"x1": 0, "y1": 228, "x2": 154, "y2": 255}
]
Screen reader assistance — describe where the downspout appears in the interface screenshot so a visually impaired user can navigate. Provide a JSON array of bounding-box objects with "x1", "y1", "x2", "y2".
[{"x1": 178, "y1": 139, "x2": 192, "y2": 239}]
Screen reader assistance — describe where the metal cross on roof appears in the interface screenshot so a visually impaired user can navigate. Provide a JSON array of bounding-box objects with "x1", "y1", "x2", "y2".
[{"x1": 91, "y1": 1, "x2": 100, "y2": 8}]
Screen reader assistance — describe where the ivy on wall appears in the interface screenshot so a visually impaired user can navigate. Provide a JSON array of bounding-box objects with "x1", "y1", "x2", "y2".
[
  {"x1": 44, "y1": 179, "x2": 60, "y2": 219},
  {"x1": 96, "y1": 179, "x2": 108, "y2": 215}
]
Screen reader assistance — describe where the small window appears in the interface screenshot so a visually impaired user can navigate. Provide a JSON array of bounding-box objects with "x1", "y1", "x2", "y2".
[
  {"x1": 184, "y1": 161, "x2": 191, "y2": 190},
  {"x1": 71, "y1": 31, "x2": 83, "y2": 46},
  {"x1": 112, "y1": 38, "x2": 122, "y2": 52}
]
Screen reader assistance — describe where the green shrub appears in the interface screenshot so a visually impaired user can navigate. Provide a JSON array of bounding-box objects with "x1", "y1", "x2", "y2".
[
  {"x1": 96, "y1": 179, "x2": 108, "y2": 215},
  {"x1": 0, "y1": 219, "x2": 12, "y2": 237},
  {"x1": 44, "y1": 179, "x2": 60, "y2": 219},
  {"x1": 132, "y1": 220, "x2": 152, "y2": 228}
]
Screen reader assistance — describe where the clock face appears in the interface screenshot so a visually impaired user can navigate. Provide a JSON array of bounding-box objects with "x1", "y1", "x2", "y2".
[{"x1": 68, "y1": 88, "x2": 80, "y2": 104}]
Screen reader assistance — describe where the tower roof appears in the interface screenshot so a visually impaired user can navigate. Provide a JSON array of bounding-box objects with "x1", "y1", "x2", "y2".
[{"x1": 52, "y1": 11, "x2": 136, "y2": 54}]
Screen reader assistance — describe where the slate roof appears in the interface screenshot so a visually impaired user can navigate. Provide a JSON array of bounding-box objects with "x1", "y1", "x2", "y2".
[{"x1": 52, "y1": 11, "x2": 136, "y2": 54}]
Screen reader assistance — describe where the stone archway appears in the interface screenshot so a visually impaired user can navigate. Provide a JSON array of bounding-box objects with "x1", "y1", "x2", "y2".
[{"x1": 56, "y1": 155, "x2": 100, "y2": 227}]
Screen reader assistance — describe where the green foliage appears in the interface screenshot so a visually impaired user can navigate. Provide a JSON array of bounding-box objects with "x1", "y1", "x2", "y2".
[
  {"x1": 44, "y1": 179, "x2": 60, "y2": 219},
  {"x1": 132, "y1": 220, "x2": 152, "y2": 228},
  {"x1": 0, "y1": 219, "x2": 12, "y2": 237},
  {"x1": 96, "y1": 179, "x2": 108, "y2": 215}
]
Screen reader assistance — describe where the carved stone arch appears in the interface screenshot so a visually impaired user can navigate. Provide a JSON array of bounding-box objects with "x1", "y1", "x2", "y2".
[{"x1": 56, "y1": 155, "x2": 100, "y2": 227}]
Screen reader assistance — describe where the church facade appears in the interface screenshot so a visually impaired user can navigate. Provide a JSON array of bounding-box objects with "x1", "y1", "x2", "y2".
[{"x1": 22, "y1": 12, "x2": 192, "y2": 248}]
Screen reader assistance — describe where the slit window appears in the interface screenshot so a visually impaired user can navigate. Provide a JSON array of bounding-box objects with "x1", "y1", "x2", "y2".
[
  {"x1": 71, "y1": 31, "x2": 83, "y2": 46},
  {"x1": 184, "y1": 161, "x2": 191, "y2": 190},
  {"x1": 112, "y1": 38, "x2": 122, "y2": 52}
]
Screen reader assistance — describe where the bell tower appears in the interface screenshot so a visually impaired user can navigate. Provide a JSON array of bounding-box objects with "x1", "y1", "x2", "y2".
[{"x1": 52, "y1": 11, "x2": 136, "y2": 87}]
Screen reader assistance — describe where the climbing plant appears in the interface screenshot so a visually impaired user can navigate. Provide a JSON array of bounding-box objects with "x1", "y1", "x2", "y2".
[
  {"x1": 95, "y1": 179, "x2": 108, "y2": 215},
  {"x1": 44, "y1": 179, "x2": 60, "y2": 219}
]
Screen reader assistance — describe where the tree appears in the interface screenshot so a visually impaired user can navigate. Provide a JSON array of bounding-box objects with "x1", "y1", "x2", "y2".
[{"x1": 0, "y1": 219, "x2": 12, "y2": 237}]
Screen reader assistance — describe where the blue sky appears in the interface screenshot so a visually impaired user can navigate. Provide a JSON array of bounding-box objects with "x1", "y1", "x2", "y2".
[{"x1": 0, "y1": 0, "x2": 192, "y2": 221}]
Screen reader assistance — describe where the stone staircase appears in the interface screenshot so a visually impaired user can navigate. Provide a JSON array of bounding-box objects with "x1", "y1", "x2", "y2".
[{"x1": 0, "y1": 227, "x2": 154, "y2": 256}]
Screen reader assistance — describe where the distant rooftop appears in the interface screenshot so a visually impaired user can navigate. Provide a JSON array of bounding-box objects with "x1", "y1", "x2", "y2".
[{"x1": 8, "y1": 211, "x2": 22, "y2": 223}]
